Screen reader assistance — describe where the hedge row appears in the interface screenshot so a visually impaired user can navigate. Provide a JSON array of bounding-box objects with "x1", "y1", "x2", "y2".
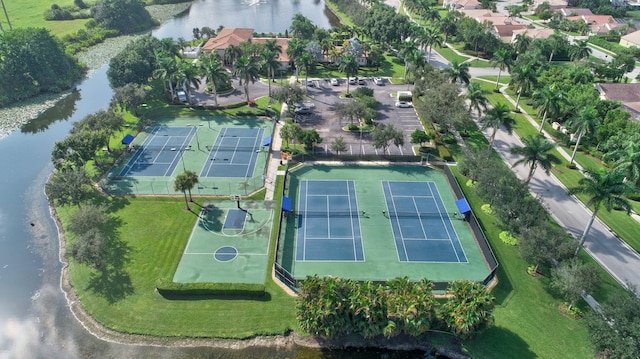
[{"x1": 155, "y1": 277, "x2": 266, "y2": 298}]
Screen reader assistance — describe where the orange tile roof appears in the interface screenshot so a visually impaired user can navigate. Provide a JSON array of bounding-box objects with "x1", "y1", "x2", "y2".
[{"x1": 202, "y1": 28, "x2": 254, "y2": 51}]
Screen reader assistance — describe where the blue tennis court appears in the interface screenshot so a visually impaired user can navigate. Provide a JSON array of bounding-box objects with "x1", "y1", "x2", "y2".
[
  {"x1": 296, "y1": 180, "x2": 364, "y2": 261},
  {"x1": 200, "y1": 127, "x2": 264, "y2": 178},
  {"x1": 119, "y1": 127, "x2": 195, "y2": 177},
  {"x1": 382, "y1": 181, "x2": 467, "y2": 263}
]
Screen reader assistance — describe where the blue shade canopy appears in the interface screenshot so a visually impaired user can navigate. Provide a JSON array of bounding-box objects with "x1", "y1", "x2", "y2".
[
  {"x1": 455, "y1": 198, "x2": 471, "y2": 214},
  {"x1": 282, "y1": 196, "x2": 292, "y2": 212},
  {"x1": 121, "y1": 134, "x2": 135, "y2": 145},
  {"x1": 263, "y1": 136, "x2": 272, "y2": 146}
]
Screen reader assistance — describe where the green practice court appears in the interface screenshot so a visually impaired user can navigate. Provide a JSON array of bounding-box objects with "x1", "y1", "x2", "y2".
[
  {"x1": 279, "y1": 164, "x2": 491, "y2": 284},
  {"x1": 173, "y1": 200, "x2": 276, "y2": 284},
  {"x1": 103, "y1": 116, "x2": 274, "y2": 196}
]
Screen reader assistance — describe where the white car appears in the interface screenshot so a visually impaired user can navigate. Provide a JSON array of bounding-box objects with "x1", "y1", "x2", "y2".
[
  {"x1": 175, "y1": 90, "x2": 187, "y2": 102},
  {"x1": 373, "y1": 77, "x2": 384, "y2": 86},
  {"x1": 358, "y1": 78, "x2": 366, "y2": 85},
  {"x1": 294, "y1": 105, "x2": 312, "y2": 115},
  {"x1": 348, "y1": 77, "x2": 356, "y2": 85},
  {"x1": 330, "y1": 78, "x2": 339, "y2": 86},
  {"x1": 395, "y1": 101, "x2": 413, "y2": 108}
]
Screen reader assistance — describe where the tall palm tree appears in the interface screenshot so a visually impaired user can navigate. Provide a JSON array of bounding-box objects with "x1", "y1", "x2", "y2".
[
  {"x1": 490, "y1": 48, "x2": 514, "y2": 89},
  {"x1": 546, "y1": 31, "x2": 568, "y2": 62},
  {"x1": 183, "y1": 170, "x2": 199, "y2": 202},
  {"x1": 606, "y1": 141, "x2": 640, "y2": 186},
  {"x1": 568, "y1": 39, "x2": 592, "y2": 61},
  {"x1": 399, "y1": 41, "x2": 420, "y2": 81},
  {"x1": 260, "y1": 48, "x2": 280, "y2": 96},
  {"x1": 174, "y1": 172, "x2": 194, "y2": 211},
  {"x1": 438, "y1": 13, "x2": 457, "y2": 44},
  {"x1": 512, "y1": 32, "x2": 531, "y2": 56},
  {"x1": 420, "y1": 26, "x2": 443, "y2": 64},
  {"x1": 532, "y1": 84, "x2": 566, "y2": 133},
  {"x1": 466, "y1": 82, "x2": 489, "y2": 117},
  {"x1": 159, "y1": 37, "x2": 182, "y2": 59},
  {"x1": 509, "y1": 63, "x2": 537, "y2": 111},
  {"x1": 223, "y1": 44, "x2": 242, "y2": 67},
  {"x1": 176, "y1": 61, "x2": 201, "y2": 104},
  {"x1": 445, "y1": 60, "x2": 471, "y2": 85},
  {"x1": 264, "y1": 39, "x2": 283, "y2": 55},
  {"x1": 566, "y1": 105, "x2": 601, "y2": 164},
  {"x1": 569, "y1": 168, "x2": 633, "y2": 255},
  {"x1": 339, "y1": 54, "x2": 359, "y2": 93},
  {"x1": 154, "y1": 55, "x2": 178, "y2": 96},
  {"x1": 511, "y1": 135, "x2": 561, "y2": 184},
  {"x1": 296, "y1": 52, "x2": 316, "y2": 93},
  {"x1": 406, "y1": 49, "x2": 428, "y2": 80},
  {"x1": 481, "y1": 103, "x2": 514, "y2": 149},
  {"x1": 200, "y1": 55, "x2": 229, "y2": 107},
  {"x1": 286, "y1": 38, "x2": 306, "y2": 78},
  {"x1": 233, "y1": 56, "x2": 260, "y2": 102}
]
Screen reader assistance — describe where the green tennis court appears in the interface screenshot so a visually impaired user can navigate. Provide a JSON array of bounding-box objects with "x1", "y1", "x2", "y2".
[
  {"x1": 102, "y1": 116, "x2": 274, "y2": 196},
  {"x1": 173, "y1": 200, "x2": 276, "y2": 284},
  {"x1": 278, "y1": 164, "x2": 492, "y2": 285}
]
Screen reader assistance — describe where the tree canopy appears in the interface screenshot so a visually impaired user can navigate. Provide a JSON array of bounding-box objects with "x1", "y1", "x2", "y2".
[
  {"x1": 0, "y1": 28, "x2": 85, "y2": 106},
  {"x1": 92, "y1": 0, "x2": 155, "y2": 34}
]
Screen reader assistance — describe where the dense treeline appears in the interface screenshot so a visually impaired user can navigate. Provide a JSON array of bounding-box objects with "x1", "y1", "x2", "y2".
[
  {"x1": 107, "y1": 35, "x2": 162, "y2": 88},
  {"x1": 0, "y1": 28, "x2": 85, "y2": 107},
  {"x1": 297, "y1": 276, "x2": 494, "y2": 340}
]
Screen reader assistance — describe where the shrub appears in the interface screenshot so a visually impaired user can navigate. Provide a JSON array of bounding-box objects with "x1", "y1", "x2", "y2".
[
  {"x1": 481, "y1": 204, "x2": 494, "y2": 215},
  {"x1": 441, "y1": 133, "x2": 457, "y2": 144},
  {"x1": 466, "y1": 179, "x2": 475, "y2": 188},
  {"x1": 346, "y1": 123, "x2": 359, "y2": 131},
  {"x1": 499, "y1": 231, "x2": 518, "y2": 246}
]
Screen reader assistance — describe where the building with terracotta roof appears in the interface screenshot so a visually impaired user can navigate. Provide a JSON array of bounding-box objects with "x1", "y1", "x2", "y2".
[
  {"x1": 493, "y1": 24, "x2": 530, "y2": 43},
  {"x1": 444, "y1": 0, "x2": 483, "y2": 10},
  {"x1": 559, "y1": 8, "x2": 593, "y2": 17},
  {"x1": 596, "y1": 83, "x2": 640, "y2": 121},
  {"x1": 511, "y1": 28, "x2": 555, "y2": 41},
  {"x1": 202, "y1": 28, "x2": 255, "y2": 58},
  {"x1": 566, "y1": 15, "x2": 617, "y2": 25},
  {"x1": 458, "y1": 9, "x2": 496, "y2": 18},
  {"x1": 533, "y1": 0, "x2": 568, "y2": 11}
]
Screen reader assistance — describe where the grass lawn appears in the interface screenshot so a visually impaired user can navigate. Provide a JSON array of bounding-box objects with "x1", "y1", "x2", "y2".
[
  {"x1": 467, "y1": 59, "x2": 494, "y2": 68},
  {"x1": 477, "y1": 75, "x2": 510, "y2": 85},
  {"x1": 434, "y1": 45, "x2": 469, "y2": 64},
  {"x1": 59, "y1": 193, "x2": 298, "y2": 338},
  {"x1": 6, "y1": 0, "x2": 90, "y2": 36},
  {"x1": 451, "y1": 168, "x2": 594, "y2": 359}
]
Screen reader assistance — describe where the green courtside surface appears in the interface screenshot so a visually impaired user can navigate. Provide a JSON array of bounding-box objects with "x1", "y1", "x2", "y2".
[{"x1": 278, "y1": 164, "x2": 491, "y2": 285}]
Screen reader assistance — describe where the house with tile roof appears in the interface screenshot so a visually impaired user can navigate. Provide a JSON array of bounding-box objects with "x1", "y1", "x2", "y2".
[
  {"x1": 559, "y1": 8, "x2": 593, "y2": 17},
  {"x1": 444, "y1": 0, "x2": 483, "y2": 10},
  {"x1": 596, "y1": 83, "x2": 640, "y2": 121},
  {"x1": 202, "y1": 28, "x2": 291, "y2": 70},
  {"x1": 620, "y1": 29, "x2": 640, "y2": 48},
  {"x1": 511, "y1": 28, "x2": 555, "y2": 41},
  {"x1": 493, "y1": 24, "x2": 530, "y2": 43}
]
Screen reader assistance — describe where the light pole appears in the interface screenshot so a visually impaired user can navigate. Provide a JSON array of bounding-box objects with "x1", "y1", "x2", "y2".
[
  {"x1": 180, "y1": 147, "x2": 187, "y2": 171},
  {"x1": 187, "y1": 124, "x2": 201, "y2": 150}
]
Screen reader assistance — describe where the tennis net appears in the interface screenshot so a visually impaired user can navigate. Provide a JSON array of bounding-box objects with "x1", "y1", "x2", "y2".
[
  {"x1": 294, "y1": 210, "x2": 449, "y2": 218},
  {"x1": 137, "y1": 145, "x2": 261, "y2": 152}
]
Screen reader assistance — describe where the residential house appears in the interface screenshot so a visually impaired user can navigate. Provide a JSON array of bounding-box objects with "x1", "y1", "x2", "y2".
[
  {"x1": 202, "y1": 28, "x2": 291, "y2": 70},
  {"x1": 252, "y1": 37, "x2": 290, "y2": 70},
  {"x1": 559, "y1": 8, "x2": 593, "y2": 17},
  {"x1": 476, "y1": 15, "x2": 517, "y2": 26},
  {"x1": 458, "y1": 9, "x2": 496, "y2": 19},
  {"x1": 444, "y1": 0, "x2": 483, "y2": 10},
  {"x1": 511, "y1": 28, "x2": 555, "y2": 41},
  {"x1": 620, "y1": 29, "x2": 640, "y2": 48},
  {"x1": 533, "y1": 0, "x2": 568, "y2": 11},
  {"x1": 566, "y1": 15, "x2": 626, "y2": 35},
  {"x1": 595, "y1": 83, "x2": 640, "y2": 121},
  {"x1": 493, "y1": 24, "x2": 530, "y2": 43}
]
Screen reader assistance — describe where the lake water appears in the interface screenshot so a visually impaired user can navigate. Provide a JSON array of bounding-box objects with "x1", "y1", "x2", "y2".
[{"x1": 0, "y1": 1, "x2": 424, "y2": 358}]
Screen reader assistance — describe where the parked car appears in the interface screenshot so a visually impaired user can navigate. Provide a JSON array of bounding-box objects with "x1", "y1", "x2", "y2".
[
  {"x1": 358, "y1": 78, "x2": 367, "y2": 85},
  {"x1": 306, "y1": 80, "x2": 315, "y2": 87},
  {"x1": 294, "y1": 105, "x2": 312, "y2": 115},
  {"x1": 348, "y1": 77, "x2": 356, "y2": 85},
  {"x1": 373, "y1": 77, "x2": 384, "y2": 86},
  {"x1": 175, "y1": 90, "x2": 187, "y2": 102},
  {"x1": 395, "y1": 101, "x2": 413, "y2": 108},
  {"x1": 330, "y1": 78, "x2": 339, "y2": 86}
]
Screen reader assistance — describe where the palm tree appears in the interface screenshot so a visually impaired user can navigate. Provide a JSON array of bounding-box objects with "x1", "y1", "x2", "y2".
[
  {"x1": 419, "y1": 26, "x2": 443, "y2": 64},
  {"x1": 174, "y1": 172, "x2": 194, "y2": 211},
  {"x1": 569, "y1": 168, "x2": 633, "y2": 255},
  {"x1": 490, "y1": 48, "x2": 514, "y2": 89},
  {"x1": 509, "y1": 63, "x2": 537, "y2": 111},
  {"x1": 481, "y1": 103, "x2": 514, "y2": 149},
  {"x1": 532, "y1": 84, "x2": 566, "y2": 133},
  {"x1": 399, "y1": 41, "x2": 420, "y2": 81},
  {"x1": 339, "y1": 54, "x2": 359, "y2": 93},
  {"x1": 233, "y1": 56, "x2": 260, "y2": 102},
  {"x1": 606, "y1": 141, "x2": 640, "y2": 186},
  {"x1": 438, "y1": 13, "x2": 457, "y2": 44},
  {"x1": 568, "y1": 39, "x2": 592, "y2": 61},
  {"x1": 512, "y1": 32, "x2": 531, "y2": 56},
  {"x1": 260, "y1": 48, "x2": 280, "y2": 96},
  {"x1": 466, "y1": 82, "x2": 489, "y2": 117},
  {"x1": 176, "y1": 61, "x2": 202, "y2": 104},
  {"x1": 566, "y1": 105, "x2": 601, "y2": 164},
  {"x1": 406, "y1": 49, "x2": 428, "y2": 81},
  {"x1": 154, "y1": 55, "x2": 178, "y2": 96},
  {"x1": 546, "y1": 31, "x2": 568, "y2": 62},
  {"x1": 445, "y1": 60, "x2": 471, "y2": 85},
  {"x1": 183, "y1": 170, "x2": 199, "y2": 202},
  {"x1": 510, "y1": 135, "x2": 561, "y2": 184},
  {"x1": 223, "y1": 44, "x2": 243, "y2": 67},
  {"x1": 296, "y1": 52, "x2": 316, "y2": 93},
  {"x1": 200, "y1": 54, "x2": 229, "y2": 107},
  {"x1": 159, "y1": 37, "x2": 182, "y2": 59},
  {"x1": 286, "y1": 38, "x2": 306, "y2": 79}
]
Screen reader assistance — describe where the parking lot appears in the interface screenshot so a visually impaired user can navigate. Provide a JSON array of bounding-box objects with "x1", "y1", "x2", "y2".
[
  {"x1": 298, "y1": 77, "x2": 420, "y2": 156},
  {"x1": 191, "y1": 76, "x2": 421, "y2": 157}
]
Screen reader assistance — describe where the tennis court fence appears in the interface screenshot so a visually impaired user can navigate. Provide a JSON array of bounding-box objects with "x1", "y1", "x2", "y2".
[
  {"x1": 100, "y1": 176, "x2": 265, "y2": 196},
  {"x1": 293, "y1": 210, "x2": 453, "y2": 218}
]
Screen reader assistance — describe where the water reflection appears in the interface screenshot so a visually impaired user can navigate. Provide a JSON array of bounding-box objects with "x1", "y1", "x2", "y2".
[{"x1": 21, "y1": 91, "x2": 81, "y2": 134}]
